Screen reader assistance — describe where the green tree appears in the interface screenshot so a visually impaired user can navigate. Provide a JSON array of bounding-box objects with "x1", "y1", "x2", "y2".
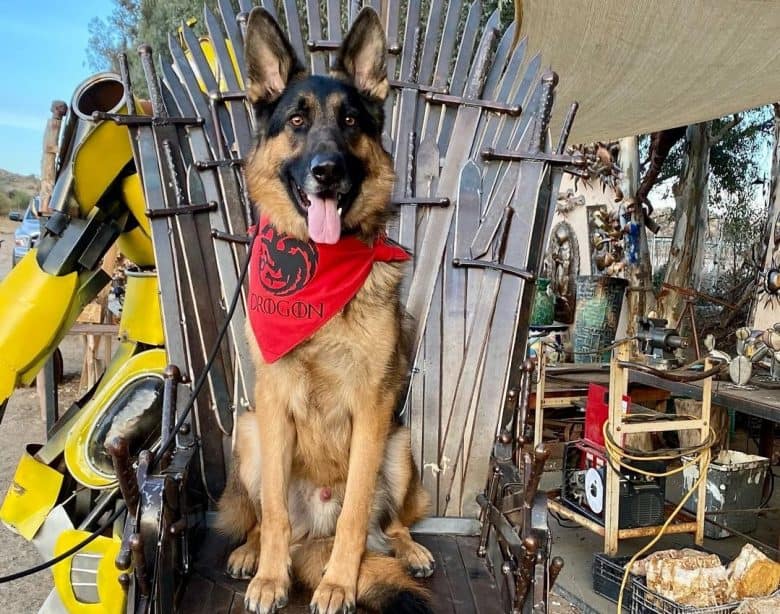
[
  {"x1": 86, "y1": 0, "x2": 224, "y2": 94},
  {"x1": 638, "y1": 107, "x2": 773, "y2": 323},
  {"x1": 86, "y1": 0, "x2": 140, "y2": 73}
]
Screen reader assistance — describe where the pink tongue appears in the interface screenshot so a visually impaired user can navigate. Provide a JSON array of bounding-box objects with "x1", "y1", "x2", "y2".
[{"x1": 307, "y1": 193, "x2": 341, "y2": 244}]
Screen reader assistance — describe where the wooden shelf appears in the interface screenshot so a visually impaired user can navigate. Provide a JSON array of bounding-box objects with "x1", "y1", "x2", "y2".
[
  {"x1": 537, "y1": 344, "x2": 713, "y2": 555},
  {"x1": 547, "y1": 496, "x2": 699, "y2": 539}
]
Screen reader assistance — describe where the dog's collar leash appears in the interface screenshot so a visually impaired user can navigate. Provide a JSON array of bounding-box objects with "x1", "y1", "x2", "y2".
[{"x1": 247, "y1": 217, "x2": 410, "y2": 363}]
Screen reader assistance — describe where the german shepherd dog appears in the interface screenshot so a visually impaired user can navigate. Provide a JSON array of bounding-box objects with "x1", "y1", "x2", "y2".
[{"x1": 216, "y1": 7, "x2": 434, "y2": 614}]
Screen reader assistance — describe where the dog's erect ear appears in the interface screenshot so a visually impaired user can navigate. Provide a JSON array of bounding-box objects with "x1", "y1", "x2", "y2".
[
  {"x1": 336, "y1": 8, "x2": 389, "y2": 101},
  {"x1": 244, "y1": 7, "x2": 304, "y2": 104}
]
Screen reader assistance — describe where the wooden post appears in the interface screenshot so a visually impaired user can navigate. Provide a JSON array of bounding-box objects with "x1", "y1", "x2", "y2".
[
  {"x1": 604, "y1": 341, "x2": 630, "y2": 555},
  {"x1": 618, "y1": 136, "x2": 653, "y2": 340},
  {"x1": 39, "y1": 100, "x2": 67, "y2": 215},
  {"x1": 696, "y1": 358, "x2": 713, "y2": 545},
  {"x1": 35, "y1": 100, "x2": 68, "y2": 420}
]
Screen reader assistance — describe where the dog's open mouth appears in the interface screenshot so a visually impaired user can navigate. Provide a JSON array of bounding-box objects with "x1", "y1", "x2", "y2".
[{"x1": 291, "y1": 181, "x2": 347, "y2": 244}]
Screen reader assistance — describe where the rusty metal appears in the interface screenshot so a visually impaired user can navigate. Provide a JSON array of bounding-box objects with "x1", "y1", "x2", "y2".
[
  {"x1": 513, "y1": 535, "x2": 538, "y2": 612},
  {"x1": 514, "y1": 360, "x2": 535, "y2": 464},
  {"x1": 160, "y1": 365, "x2": 181, "y2": 467},
  {"x1": 548, "y1": 557, "x2": 564, "y2": 588},
  {"x1": 523, "y1": 445, "x2": 550, "y2": 508},
  {"x1": 617, "y1": 360, "x2": 724, "y2": 382},
  {"x1": 478, "y1": 446, "x2": 556, "y2": 612},
  {"x1": 106, "y1": 437, "x2": 139, "y2": 517},
  {"x1": 129, "y1": 533, "x2": 151, "y2": 598},
  {"x1": 660, "y1": 282, "x2": 738, "y2": 311},
  {"x1": 555, "y1": 102, "x2": 579, "y2": 153},
  {"x1": 478, "y1": 464, "x2": 502, "y2": 557}
]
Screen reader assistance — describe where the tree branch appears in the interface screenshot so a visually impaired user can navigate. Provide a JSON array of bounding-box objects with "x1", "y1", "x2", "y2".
[
  {"x1": 711, "y1": 114, "x2": 742, "y2": 145},
  {"x1": 636, "y1": 127, "x2": 686, "y2": 210}
]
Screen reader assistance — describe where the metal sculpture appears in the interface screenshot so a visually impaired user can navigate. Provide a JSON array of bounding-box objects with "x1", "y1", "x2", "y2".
[
  {"x1": 0, "y1": 1, "x2": 578, "y2": 611},
  {"x1": 478, "y1": 360, "x2": 563, "y2": 613},
  {"x1": 544, "y1": 220, "x2": 580, "y2": 323}
]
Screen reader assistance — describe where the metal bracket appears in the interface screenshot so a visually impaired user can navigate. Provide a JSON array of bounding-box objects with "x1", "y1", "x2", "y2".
[
  {"x1": 481, "y1": 101, "x2": 585, "y2": 178},
  {"x1": 453, "y1": 257, "x2": 535, "y2": 281},
  {"x1": 211, "y1": 229, "x2": 250, "y2": 244},
  {"x1": 194, "y1": 158, "x2": 245, "y2": 170},
  {"x1": 393, "y1": 197, "x2": 450, "y2": 207},
  {"x1": 481, "y1": 146, "x2": 586, "y2": 167},
  {"x1": 478, "y1": 465, "x2": 502, "y2": 557},
  {"x1": 454, "y1": 207, "x2": 534, "y2": 280},
  {"x1": 425, "y1": 92, "x2": 522, "y2": 116},
  {"x1": 389, "y1": 79, "x2": 448, "y2": 95},
  {"x1": 476, "y1": 494, "x2": 525, "y2": 554},
  {"x1": 92, "y1": 111, "x2": 203, "y2": 127},
  {"x1": 208, "y1": 89, "x2": 247, "y2": 102},
  {"x1": 307, "y1": 39, "x2": 402, "y2": 55},
  {"x1": 146, "y1": 202, "x2": 218, "y2": 218}
]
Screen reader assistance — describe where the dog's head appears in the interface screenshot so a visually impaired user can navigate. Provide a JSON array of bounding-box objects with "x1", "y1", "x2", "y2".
[{"x1": 243, "y1": 8, "x2": 394, "y2": 244}]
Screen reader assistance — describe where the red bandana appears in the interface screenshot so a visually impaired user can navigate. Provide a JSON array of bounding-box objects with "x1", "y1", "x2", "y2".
[{"x1": 248, "y1": 218, "x2": 411, "y2": 363}]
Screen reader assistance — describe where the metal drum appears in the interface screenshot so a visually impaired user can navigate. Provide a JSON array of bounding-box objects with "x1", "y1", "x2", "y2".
[{"x1": 573, "y1": 275, "x2": 627, "y2": 363}]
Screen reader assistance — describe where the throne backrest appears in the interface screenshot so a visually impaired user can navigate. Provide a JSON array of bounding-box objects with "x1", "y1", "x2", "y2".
[{"x1": 129, "y1": 0, "x2": 572, "y2": 516}]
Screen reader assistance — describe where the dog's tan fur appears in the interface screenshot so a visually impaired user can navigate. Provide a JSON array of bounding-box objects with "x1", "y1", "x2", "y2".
[{"x1": 216, "y1": 7, "x2": 433, "y2": 614}]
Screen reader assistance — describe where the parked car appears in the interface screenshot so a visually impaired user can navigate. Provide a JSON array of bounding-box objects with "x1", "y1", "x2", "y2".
[{"x1": 10, "y1": 196, "x2": 41, "y2": 267}]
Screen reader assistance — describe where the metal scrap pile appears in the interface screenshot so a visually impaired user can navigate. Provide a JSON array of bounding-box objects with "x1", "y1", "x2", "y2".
[{"x1": 631, "y1": 544, "x2": 780, "y2": 608}]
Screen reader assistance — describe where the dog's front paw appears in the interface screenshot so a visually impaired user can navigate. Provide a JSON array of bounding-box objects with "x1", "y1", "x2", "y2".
[
  {"x1": 398, "y1": 540, "x2": 435, "y2": 578},
  {"x1": 226, "y1": 542, "x2": 260, "y2": 579},
  {"x1": 244, "y1": 573, "x2": 290, "y2": 613},
  {"x1": 309, "y1": 579, "x2": 356, "y2": 614}
]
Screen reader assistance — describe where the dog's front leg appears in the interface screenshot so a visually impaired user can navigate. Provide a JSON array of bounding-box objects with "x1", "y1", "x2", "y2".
[
  {"x1": 310, "y1": 402, "x2": 392, "y2": 614},
  {"x1": 245, "y1": 388, "x2": 296, "y2": 614}
]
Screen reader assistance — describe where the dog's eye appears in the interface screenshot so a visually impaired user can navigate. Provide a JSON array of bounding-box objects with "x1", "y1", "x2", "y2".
[
  {"x1": 289, "y1": 114, "x2": 305, "y2": 127},
  {"x1": 344, "y1": 115, "x2": 357, "y2": 127}
]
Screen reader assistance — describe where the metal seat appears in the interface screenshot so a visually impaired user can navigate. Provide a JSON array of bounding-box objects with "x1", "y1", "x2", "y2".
[{"x1": 106, "y1": 1, "x2": 580, "y2": 611}]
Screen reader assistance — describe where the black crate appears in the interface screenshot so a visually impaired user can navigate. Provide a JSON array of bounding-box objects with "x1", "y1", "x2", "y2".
[
  {"x1": 630, "y1": 576, "x2": 739, "y2": 614},
  {"x1": 592, "y1": 553, "x2": 637, "y2": 611}
]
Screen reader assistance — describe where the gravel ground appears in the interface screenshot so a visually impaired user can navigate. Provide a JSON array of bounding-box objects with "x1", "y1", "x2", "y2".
[{"x1": 0, "y1": 217, "x2": 84, "y2": 613}]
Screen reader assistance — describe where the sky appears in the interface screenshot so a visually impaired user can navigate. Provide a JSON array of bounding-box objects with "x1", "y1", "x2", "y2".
[{"x1": 0, "y1": 0, "x2": 114, "y2": 176}]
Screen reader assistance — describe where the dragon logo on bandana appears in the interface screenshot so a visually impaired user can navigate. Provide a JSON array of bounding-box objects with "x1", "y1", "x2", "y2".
[{"x1": 257, "y1": 224, "x2": 318, "y2": 296}]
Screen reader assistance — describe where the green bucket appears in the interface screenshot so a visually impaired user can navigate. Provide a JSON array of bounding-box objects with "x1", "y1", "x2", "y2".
[{"x1": 530, "y1": 277, "x2": 555, "y2": 326}]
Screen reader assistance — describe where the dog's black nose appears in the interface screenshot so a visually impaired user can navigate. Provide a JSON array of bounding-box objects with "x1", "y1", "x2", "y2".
[{"x1": 310, "y1": 154, "x2": 345, "y2": 186}]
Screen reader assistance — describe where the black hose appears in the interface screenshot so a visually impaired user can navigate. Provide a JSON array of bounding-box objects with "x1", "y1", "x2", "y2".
[
  {"x1": 153, "y1": 226, "x2": 258, "y2": 469},
  {"x1": 0, "y1": 504, "x2": 125, "y2": 583}
]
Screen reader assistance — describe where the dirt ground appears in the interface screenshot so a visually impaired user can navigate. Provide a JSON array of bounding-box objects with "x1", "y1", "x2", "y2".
[{"x1": 0, "y1": 217, "x2": 84, "y2": 613}]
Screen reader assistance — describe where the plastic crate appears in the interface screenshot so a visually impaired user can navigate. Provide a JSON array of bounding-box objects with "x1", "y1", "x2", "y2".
[
  {"x1": 592, "y1": 553, "x2": 637, "y2": 611},
  {"x1": 630, "y1": 576, "x2": 739, "y2": 614}
]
